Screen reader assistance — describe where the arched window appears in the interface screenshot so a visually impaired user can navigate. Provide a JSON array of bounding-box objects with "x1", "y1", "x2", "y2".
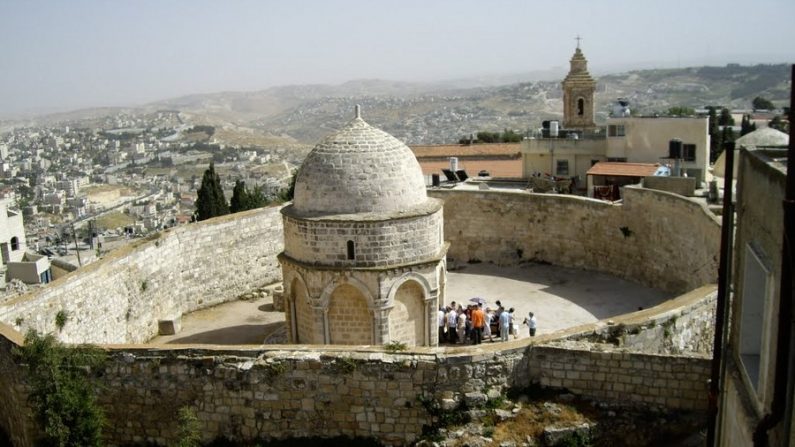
[
  {"x1": 346, "y1": 240, "x2": 355, "y2": 260},
  {"x1": 577, "y1": 98, "x2": 585, "y2": 116},
  {"x1": 10, "y1": 237, "x2": 19, "y2": 251}
]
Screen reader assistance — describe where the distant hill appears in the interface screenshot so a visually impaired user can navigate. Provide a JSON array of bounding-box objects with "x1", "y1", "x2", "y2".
[{"x1": 6, "y1": 63, "x2": 790, "y2": 145}]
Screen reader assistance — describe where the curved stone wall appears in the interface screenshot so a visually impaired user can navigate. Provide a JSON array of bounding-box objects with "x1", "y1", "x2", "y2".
[
  {"x1": 0, "y1": 187, "x2": 722, "y2": 446},
  {"x1": 0, "y1": 286, "x2": 715, "y2": 447},
  {"x1": 0, "y1": 206, "x2": 285, "y2": 344},
  {"x1": 281, "y1": 203, "x2": 444, "y2": 268},
  {"x1": 429, "y1": 186, "x2": 720, "y2": 294}
]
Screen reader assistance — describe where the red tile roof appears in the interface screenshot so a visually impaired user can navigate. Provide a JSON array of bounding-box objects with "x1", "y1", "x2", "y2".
[
  {"x1": 418, "y1": 159, "x2": 523, "y2": 178},
  {"x1": 411, "y1": 143, "x2": 521, "y2": 158},
  {"x1": 586, "y1": 162, "x2": 660, "y2": 177}
]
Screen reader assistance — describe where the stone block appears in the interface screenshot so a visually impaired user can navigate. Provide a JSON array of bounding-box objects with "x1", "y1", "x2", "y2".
[{"x1": 157, "y1": 316, "x2": 182, "y2": 335}]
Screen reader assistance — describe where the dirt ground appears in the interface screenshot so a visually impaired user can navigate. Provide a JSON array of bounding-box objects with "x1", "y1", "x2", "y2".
[{"x1": 150, "y1": 262, "x2": 671, "y2": 345}]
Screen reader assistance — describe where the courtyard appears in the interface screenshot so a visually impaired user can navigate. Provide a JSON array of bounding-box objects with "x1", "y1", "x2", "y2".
[{"x1": 151, "y1": 262, "x2": 671, "y2": 346}]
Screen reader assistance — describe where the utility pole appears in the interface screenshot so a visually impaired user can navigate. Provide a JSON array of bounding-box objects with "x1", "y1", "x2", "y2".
[{"x1": 71, "y1": 223, "x2": 82, "y2": 267}]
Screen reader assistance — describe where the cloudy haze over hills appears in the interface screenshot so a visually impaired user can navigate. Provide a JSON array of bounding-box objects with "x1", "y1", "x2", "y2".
[{"x1": 1, "y1": 0, "x2": 794, "y2": 118}]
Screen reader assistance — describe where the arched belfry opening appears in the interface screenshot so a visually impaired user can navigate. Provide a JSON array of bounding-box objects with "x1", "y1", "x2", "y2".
[
  {"x1": 562, "y1": 38, "x2": 597, "y2": 130},
  {"x1": 278, "y1": 105, "x2": 447, "y2": 346}
]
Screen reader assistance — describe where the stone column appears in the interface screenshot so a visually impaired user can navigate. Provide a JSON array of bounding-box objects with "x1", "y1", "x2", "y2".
[
  {"x1": 373, "y1": 307, "x2": 391, "y2": 345},
  {"x1": 321, "y1": 308, "x2": 330, "y2": 344},
  {"x1": 427, "y1": 289, "x2": 439, "y2": 347}
]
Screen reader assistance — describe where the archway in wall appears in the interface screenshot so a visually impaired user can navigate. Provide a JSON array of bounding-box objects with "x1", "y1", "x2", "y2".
[
  {"x1": 328, "y1": 284, "x2": 373, "y2": 344},
  {"x1": 390, "y1": 280, "x2": 425, "y2": 346},
  {"x1": 292, "y1": 277, "x2": 314, "y2": 344}
]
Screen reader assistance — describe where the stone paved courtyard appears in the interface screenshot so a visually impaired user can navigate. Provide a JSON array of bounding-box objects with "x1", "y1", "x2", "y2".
[{"x1": 150, "y1": 262, "x2": 671, "y2": 345}]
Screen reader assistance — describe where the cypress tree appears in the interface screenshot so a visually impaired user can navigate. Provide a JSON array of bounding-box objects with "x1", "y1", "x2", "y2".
[
  {"x1": 229, "y1": 180, "x2": 249, "y2": 214},
  {"x1": 194, "y1": 163, "x2": 229, "y2": 221}
]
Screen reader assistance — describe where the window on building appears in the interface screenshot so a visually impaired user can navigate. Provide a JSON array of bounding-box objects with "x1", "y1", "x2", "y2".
[
  {"x1": 9, "y1": 237, "x2": 18, "y2": 251},
  {"x1": 556, "y1": 160, "x2": 569, "y2": 176},
  {"x1": 607, "y1": 157, "x2": 627, "y2": 162},
  {"x1": 683, "y1": 144, "x2": 696, "y2": 162},
  {"x1": 346, "y1": 240, "x2": 355, "y2": 260},
  {"x1": 577, "y1": 98, "x2": 585, "y2": 116},
  {"x1": 739, "y1": 243, "x2": 773, "y2": 394},
  {"x1": 608, "y1": 125, "x2": 626, "y2": 137}
]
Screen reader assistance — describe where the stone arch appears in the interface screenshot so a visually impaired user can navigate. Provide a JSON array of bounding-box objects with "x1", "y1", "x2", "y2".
[
  {"x1": 386, "y1": 272, "x2": 432, "y2": 305},
  {"x1": 577, "y1": 97, "x2": 585, "y2": 116},
  {"x1": 287, "y1": 272, "x2": 315, "y2": 344},
  {"x1": 319, "y1": 275, "x2": 374, "y2": 310},
  {"x1": 327, "y1": 283, "x2": 373, "y2": 344},
  {"x1": 389, "y1": 280, "x2": 426, "y2": 346}
]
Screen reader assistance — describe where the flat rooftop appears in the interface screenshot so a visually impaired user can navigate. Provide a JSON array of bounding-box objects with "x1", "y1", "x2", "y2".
[{"x1": 151, "y1": 263, "x2": 671, "y2": 345}]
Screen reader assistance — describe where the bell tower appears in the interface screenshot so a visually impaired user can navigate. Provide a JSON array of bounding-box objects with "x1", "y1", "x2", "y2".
[{"x1": 562, "y1": 37, "x2": 597, "y2": 130}]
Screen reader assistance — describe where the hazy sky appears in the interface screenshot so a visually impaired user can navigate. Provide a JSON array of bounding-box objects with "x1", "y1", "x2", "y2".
[{"x1": 2, "y1": 0, "x2": 793, "y2": 116}]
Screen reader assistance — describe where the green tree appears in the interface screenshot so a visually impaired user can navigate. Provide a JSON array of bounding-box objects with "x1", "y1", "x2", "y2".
[
  {"x1": 667, "y1": 106, "x2": 695, "y2": 116},
  {"x1": 278, "y1": 171, "x2": 297, "y2": 203},
  {"x1": 769, "y1": 115, "x2": 789, "y2": 133},
  {"x1": 229, "y1": 179, "x2": 249, "y2": 214},
  {"x1": 501, "y1": 129, "x2": 522, "y2": 143},
  {"x1": 14, "y1": 331, "x2": 106, "y2": 447},
  {"x1": 718, "y1": 108, "x2": 735, "y2": 126},
  {"x1": 740, "y1": 114, "x2": 757, "y2": 136},
  {"x1": 194, "y1": 162, "x2": 229, "y2": 221},
  {"x1": 752, "y1": 96, "x2": 775, "y2": 110},
  {"x1": 476, "y1": 131, "x2": 500, "y2": 143},
  {"x1": 246, "y1": 185, "x2": 269, "y2": 209}
]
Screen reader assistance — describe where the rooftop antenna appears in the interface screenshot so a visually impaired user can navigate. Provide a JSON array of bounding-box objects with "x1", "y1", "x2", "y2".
[{"x1": 355, "y1": 104, "x2": 361, "y2": 119}]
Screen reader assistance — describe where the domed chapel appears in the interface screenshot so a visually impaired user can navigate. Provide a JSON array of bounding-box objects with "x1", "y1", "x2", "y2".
[{"x1": 278, "y1": 106, "x2": 447, "y2": 346}]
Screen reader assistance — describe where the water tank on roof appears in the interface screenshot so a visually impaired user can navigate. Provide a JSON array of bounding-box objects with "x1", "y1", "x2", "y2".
[
  {"x1": 669, "y1": 139, "x2": 683, "y2": 159},
  {"x1": 549, "y1": 121, "x2": 559, "y2": 138},
  {"x1": 449, "y1": 157, "x2": 459, "y2": 173}
]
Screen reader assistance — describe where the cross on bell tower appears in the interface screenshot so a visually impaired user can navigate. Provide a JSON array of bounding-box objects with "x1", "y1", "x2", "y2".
[{"x1": 561, "y1": 38, "x2": 597, "y2": 130}]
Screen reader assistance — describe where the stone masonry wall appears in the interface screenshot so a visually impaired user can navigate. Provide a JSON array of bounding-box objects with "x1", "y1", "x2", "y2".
[
  {"x1": 0, "y1": 324, "x2": 711, "y2": 446},
  {"x1": 529, "y1": 345, "x2": 710, "y2": 410},
  {"x1": 559, "y1": 285, "x2": 718, "y2": 356},
  {"x1": 282, "y1": 207, "x2": 443, "y2": 268},
  {"x1": 429, "y1": 186, "x2": 720, "y2": 294},
  {"x1": 0, "y1": 206, "x2": 284, "y2": 344}
]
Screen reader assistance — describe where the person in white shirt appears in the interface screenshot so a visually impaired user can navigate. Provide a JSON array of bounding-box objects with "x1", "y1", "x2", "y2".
[
  {"x1": 446, "y1": 307, "x2": 458, "y2": 344},
  {"x1": 524, "y1": 311, "x2": 537, "y2": 337},
  {"x1": 438, "y1": 306, "x2": 446, "y2": 343}
]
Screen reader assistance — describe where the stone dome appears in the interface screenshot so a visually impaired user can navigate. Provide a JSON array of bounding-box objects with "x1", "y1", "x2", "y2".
[
  {"x1": 736, "y1": 127, "x2": 789, "y2": 147},
  {"x1": 292, "y1": 106, "x2": 428, "y2": 216}
]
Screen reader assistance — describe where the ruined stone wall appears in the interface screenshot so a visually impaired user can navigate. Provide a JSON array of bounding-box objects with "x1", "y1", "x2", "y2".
[
  {"x1": 559, "y1": 286, "x2": 717, "y2": 356},
  {"x1": 0, "y1": 330, "x2": 710, "y2": 447},
  {"x1": 0, "y1": 206, "x2": 284, "y2": 344},
  {"x1": 429, "y1": 186, "x2": 720, "y2": 294},
  {"x1": 529, "y1": 345, "x2": 710, "y2": 410}
]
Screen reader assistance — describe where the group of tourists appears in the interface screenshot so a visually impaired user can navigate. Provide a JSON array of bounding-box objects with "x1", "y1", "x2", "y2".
[{"x1": 437, "y1": 299, "x2": 537, "y2": 345}]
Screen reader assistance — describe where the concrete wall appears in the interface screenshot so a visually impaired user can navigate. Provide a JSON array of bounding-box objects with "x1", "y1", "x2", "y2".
[
  {"x1": 718, "y1": 149, "x2": 788, "y2": 446},
  {"x1": 606, "y1": 117, "x2": 709, "y2": 183},
  {"x1": 642, "y1": 176, "x2": 697, "y2": 197},
  {"x1": 521, "y1": 138, "x2": 606, "y2": 180},
  {"x1": 0, "y1": 206, "x2": 285, "y2": 344},
  {"x1": 429, "y1": 186, "x2": 720, "y2": 294}
]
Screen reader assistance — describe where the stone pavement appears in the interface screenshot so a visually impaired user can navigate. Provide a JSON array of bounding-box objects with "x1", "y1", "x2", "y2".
[{"x1": 150, "y1": 262, "x2": 670, "y2": 345}]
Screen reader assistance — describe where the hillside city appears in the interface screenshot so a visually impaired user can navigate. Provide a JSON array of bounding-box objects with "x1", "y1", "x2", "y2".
[{"x1": 0, "y1": 63, "x2": 789, "y2": 297}]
